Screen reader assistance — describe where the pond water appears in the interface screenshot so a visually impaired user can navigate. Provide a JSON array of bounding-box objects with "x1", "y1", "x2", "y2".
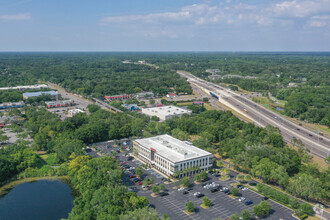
[{"x1": 0, "y1": 179, "x2": 74, "y2": 220}]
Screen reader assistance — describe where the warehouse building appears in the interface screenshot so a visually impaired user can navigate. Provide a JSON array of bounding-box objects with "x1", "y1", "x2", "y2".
[
  {"x1": 0, "y1": 84, "x2": 48, "y2": 91},
  {"x1": 141, "y1": 105, "x2": 192, "y2": 121},
  {"x1": 45, "y1": 99, "x2": 75, "y2": 108},
  {"x1": 23, "y1": 91, "x2": 59, "y2": 100},
  {"x1": 133, "y1": 135, "x2": 213, "y2": 177},
  {"x1": 0, "y1": 101, "x2": 25, "y2": 109},
  {"x1": 68, "y1": 109, "x2": 85, "y2": 117}
]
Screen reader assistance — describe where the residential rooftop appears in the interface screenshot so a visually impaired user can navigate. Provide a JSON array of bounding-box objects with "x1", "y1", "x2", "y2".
[{"x1": 135, "y1": 134, "x2": 212, "y2": 163}]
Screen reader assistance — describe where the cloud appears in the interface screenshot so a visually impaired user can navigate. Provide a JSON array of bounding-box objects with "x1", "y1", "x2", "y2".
[
  {"x1": 100, "y1": 0, "x2": 330, "y2": 38},
  {"x1": 0, "y1": 13, "x2": 31, "y2": 21}
]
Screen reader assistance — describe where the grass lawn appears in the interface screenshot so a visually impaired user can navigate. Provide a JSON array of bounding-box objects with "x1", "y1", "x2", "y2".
[
  {"x1": 219, "y1": 175, "x2": 230, "y2": 181},
  {"x1": 200, "y1": 204, "x2": 210, "y2": 209},
  {"x1": 184, "y1": 210, "x2": 194, "y2": 215},
  {"x1": 177, "y1": 102, "x2": 193, "y2": 106}
]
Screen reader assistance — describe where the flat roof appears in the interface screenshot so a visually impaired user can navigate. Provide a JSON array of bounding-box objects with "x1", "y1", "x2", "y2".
[
  {"x1": 0, "y1": 84, "x2": 48, "y2": 90},
  {"x1": 142, "y1": 105, "x2": 191, "y2": 117},
  {"x1": 135, "y1": 134, "x2": 212, "y2": 163},
  {"x1": 23, "y1": 91, "x2": 59, "y2": 97}
]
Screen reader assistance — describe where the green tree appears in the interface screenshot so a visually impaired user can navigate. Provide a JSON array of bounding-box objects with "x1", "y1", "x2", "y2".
[
  {"x1": 159, "y1": 184, "x2": 165, "y2": 192},
  {"x1": 162, "y1": 214, "x2": 170, "y2": 220},
  {"x1": 136, "y1": 166, "x2": 143, "y2": 177},
  {"x1": 244, "y1": 174, "x2": 252, "y2": 182},
  {"x1": 181, "y1": 177, "x2": 190, "y2": 187},
  {"x1": 287, "y1": 173, "x2": 323, "y2": 201},
  {"x1": 200, "y1": 171, "x2": 208, "y2": 181},
  {"x1": 202, "y1": 196, "x2": 211, "y2": 207},
  {"x1": 87, "y1": 104, "x2": 101, "y2": 113},
  {"x1": 119, "y1": 207, "x2": 159, "y2": 220},
  {"x1": 229, "y1": 214, "x2": 239, "y2": 220},
  {"x1": 185, "y1": 201, "x2": 195, "y2": 213},
  {"x1": 149, "y1": 99, "x2": 155, "y2": 105},
  {"x1": 231, "y1": 188, "x2": 239, "y2": 196},
  {"x1": 240, "y1": 209, "x2": 251, "y2": 220},
  {"x1": 221, "y1": 168, "x2": 230, "y2": 175},
  {"x1": 253, "y1": 201, "x2": 271, "y2": 217},
  {"x1": 298, "y1": 203, "x2": 314, "y2": 216},
  {"x1": 217, "y1": 160, "x2": 224, "y2": 168},
  {"x1": 290, "y1": 198, "x2": 300, "y2": 209},
  {"x1": 194, "y1": 174, "x2": 202, "y2": 182},
  {"x1": 152, "y1": 185, "x2": 160, "y2": 195},
  {"x1": 236, "y1": 174, "x2": 245, "y2": 182}
]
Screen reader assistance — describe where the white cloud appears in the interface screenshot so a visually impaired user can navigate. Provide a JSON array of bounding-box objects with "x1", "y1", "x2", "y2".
[
  {"x1": 0, "y1": 13, "x2": 31, "y2": 21},
  {"x1": 100, "y1": 0, "x2": 330, "y2": 38}
]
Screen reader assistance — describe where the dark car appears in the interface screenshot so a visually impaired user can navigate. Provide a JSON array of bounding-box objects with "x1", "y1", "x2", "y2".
[
  {"x1": 236, "y1": 185, "x2": 243, "y2": 189},
  {"x1": 245, "y1": 200, "x2": 253, "y2": 205},
  {"x1": 196, "y1": 193, "x2": 204, "y2": 198},
  {"x1": 309, "y1": 134, "x2": 313, "y2": 137},
  {"x1": 85, "y1": 148, "x2": 92, "y2": 153},
  {"x1": 159, "y1": 192, "x2": 169, "y2": 197},
  {"x1": 183, "y1": 191, "x2": 189, "y2": 195},
  {"x1": 262, "y1": 197, "x2": 269, "y2": 201},
  {"x1": 214, "y1": 174, "x2": 220, "y2": 177},
  {"x1": 210, "y1": 188, "x2": 219, "y2": 193},
  {"x1": 127, "y1": 156, "x2": 134, "y2": 161}
]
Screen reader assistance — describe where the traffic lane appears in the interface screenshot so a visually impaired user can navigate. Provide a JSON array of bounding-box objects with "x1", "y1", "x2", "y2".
[
  {"x1": 234, "y1": 95, "x2": 329, "y2": 146},
  {"x1": 225, "y1": 96, "x2": 329, "y2": 158}
]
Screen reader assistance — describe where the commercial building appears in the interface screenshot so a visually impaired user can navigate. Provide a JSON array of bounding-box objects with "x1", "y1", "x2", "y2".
[
  {"x1": 104, "y1": 94, "x2": 131, "y2": 101},
  {"x1": 23, "y1": 91, "x2": 59, "y2": 100},
  {"x1": 133, "y1": 135, "x2": 213, "y2": 177},
  {"x1": 135, "y1": 92, "x2": 154, "y2": 99},
  {"x1": 45, "y1": 99, "x2": 75, "y2": 108},
  {"x1": 68, "y1": 109, "x2": 85, "y2": 117},
  {"x1": 141, "y1": 105, "x2": 192, "y2": 121},
  {"x1": 0, "y1": 101, "x2": 25, "y2": 109},
  {"x1": 0, "y1": 84, "x2": 48, "y2": 91},
  {"x1": 166, "y1": 93, "x2": 176, "y2": 98}
]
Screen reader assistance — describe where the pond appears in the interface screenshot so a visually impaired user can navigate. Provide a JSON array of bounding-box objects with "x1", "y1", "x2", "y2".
[{"x1": 0, "y1": 179, "x2": 74, "y2": 220}]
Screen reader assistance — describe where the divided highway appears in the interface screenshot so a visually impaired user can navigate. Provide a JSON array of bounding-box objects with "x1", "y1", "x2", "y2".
[{"x1": 177, "y1": 71, "x2": 330, "y2": 159}]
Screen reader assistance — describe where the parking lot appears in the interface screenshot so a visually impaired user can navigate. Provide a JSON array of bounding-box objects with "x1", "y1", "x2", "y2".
[{"x1": 88, "y1": 142, "x2": 296, "y2": 220}]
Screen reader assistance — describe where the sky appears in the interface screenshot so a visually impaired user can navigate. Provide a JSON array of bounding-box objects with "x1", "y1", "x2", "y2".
[{"x1": 0, "y1": 0, "x2": 329, "y2": 51}]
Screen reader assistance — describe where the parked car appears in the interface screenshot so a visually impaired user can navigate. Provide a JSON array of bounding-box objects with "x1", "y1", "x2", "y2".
[
  {"x1": 210, "y1": 188, "x2": 219, "y2": 193},
  {"x1": 196, "y1": 193, "x2": 204, "y2": 198},
  {"x1": 262, "y1": 197, "x2": 269, "y2": 201},
  {"x1": 129, "y1": 175, "x2": 136, "y2": 178},
  {"x1": 178, "y1": 187, "x2": 184, "y2": 191},
  {"x1": 137, "y1": 182, "x2": 143, "y2": 185},
  {"x1": 245, "y1": 200, "x2": 253, "y2": 205},
  {"x1": 183, "y1": 191, "x2": 189, "y2": 195},
  {"x1": 159, "y1": 192, "x2": 169, "y2": 197},
  {"x1": 238, "y1": 197, "x2": 246, "y2": 202},
  {"x1": 236, "y1": 185, "x2": 243, "y2": 189},
  {"x1": 242, "y1": 187, "x2": 248, "y2": 191}
]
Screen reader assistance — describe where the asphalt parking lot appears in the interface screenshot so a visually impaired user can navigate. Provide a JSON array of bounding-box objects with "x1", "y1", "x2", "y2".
[{"x1": 88, "y1": 143, "x2": 296, "y2": 220}]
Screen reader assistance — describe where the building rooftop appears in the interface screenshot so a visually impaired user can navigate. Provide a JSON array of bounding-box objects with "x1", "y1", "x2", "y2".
[
  {"x1": 143, "y1": 105, "x2": 191, "y2": 117},
  {"x1": 135, "y1": 134, "x2": 212, "y2": 163},
  {"x1": 0, "y1": 84, "x2": 48, "y2": 91},
  {"x1": 23, "y1": 91, "x2": 59, "y2": 98}
]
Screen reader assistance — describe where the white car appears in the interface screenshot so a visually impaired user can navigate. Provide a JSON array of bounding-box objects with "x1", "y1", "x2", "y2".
[
  {"x1": 178, "y1": 187, "x2": 184, "y2": 191},
  {"x1": 242, "y1": 187, "x2": 248, "y2": 191},
  {"x1": 238, "y1": 197, "x2": 246, "y2": 202},
  {"x1": 193, "y1": 192, "x2": 200, "y2": 196}
]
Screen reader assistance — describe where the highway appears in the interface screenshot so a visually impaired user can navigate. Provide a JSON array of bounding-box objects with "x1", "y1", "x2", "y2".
[{"x1": 177, "y1": 71, "x2": 330, "y2": 159}]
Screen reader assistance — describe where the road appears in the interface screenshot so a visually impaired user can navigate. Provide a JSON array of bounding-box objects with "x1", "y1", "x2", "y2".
[{"x1": 177, "y1": 71, "x2": 330, "y2": 159}]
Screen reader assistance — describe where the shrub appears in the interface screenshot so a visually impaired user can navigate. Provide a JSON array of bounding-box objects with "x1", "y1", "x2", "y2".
[
  {"x1": 202, "y1": 196, "x2": 211, "y2": 207},
  {"x1": 298, "y1": 203, "x2": 314, "y2": 216},
  {"x1": 185, "y1": 201, "x2": 195, "y2": 213},
  {"x1": 231, "y1": 188, "x2": 239, "y2": 196}
]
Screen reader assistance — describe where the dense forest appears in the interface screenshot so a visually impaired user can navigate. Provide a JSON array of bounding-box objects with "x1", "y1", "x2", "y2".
[
  {"x1": 1, "y1": 52, "x2": 328, "y2": 125},
  {"x1": 0, "y1": 53, "x2": 191, "y2": 98}
]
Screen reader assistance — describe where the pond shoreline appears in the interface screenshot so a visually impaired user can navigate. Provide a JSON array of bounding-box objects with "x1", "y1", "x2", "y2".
[{"x1": 0, "y1": 176, "x2": 70, "y2": 198}]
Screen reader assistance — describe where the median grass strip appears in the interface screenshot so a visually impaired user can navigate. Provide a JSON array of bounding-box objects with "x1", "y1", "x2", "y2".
[{"x1": 200, "y1": 204, "x2": 210, "y2": 209}]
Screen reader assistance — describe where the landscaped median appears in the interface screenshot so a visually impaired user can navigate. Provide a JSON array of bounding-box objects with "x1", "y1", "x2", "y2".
[{"x1": 249, "y1": 183, "x2": 315, "y2": 219}]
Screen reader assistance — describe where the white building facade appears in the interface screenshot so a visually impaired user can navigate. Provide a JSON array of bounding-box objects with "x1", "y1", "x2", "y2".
[{"x1": 133, "y1": 135, "x2": 213, "y2": 177}]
